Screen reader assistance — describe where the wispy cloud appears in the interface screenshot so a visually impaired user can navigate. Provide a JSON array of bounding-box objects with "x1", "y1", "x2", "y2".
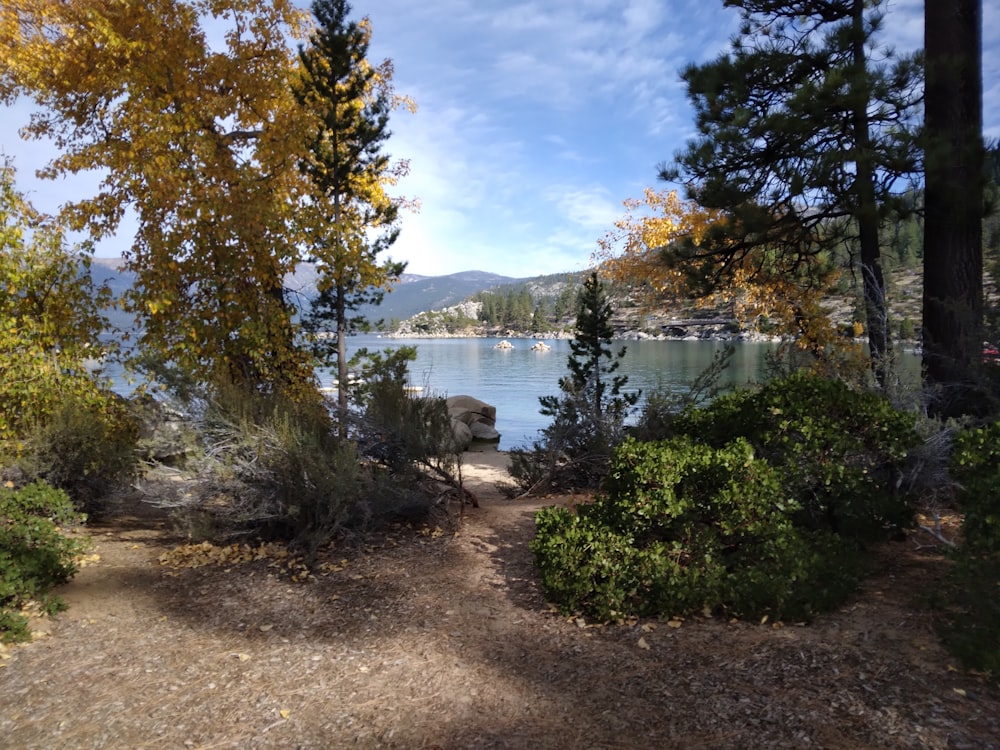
[{"x1": 2, "y1": 1, "x2": 997, "y2": 278}]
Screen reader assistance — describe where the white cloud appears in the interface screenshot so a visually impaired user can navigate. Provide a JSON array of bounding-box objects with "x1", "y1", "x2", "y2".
[{"x1": 4, "y1": 0, "x2": 998, "y2": 282}]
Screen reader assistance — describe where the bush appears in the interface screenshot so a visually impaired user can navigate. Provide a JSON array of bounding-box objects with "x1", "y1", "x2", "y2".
[
  {"x1": 938, "y1": 422, "x2": 1000, "y2": 677},
  {"x1": 21, "y1": 392, "x2": 138, "y2": 512},
  {"x1": 167, "y1": 359, "x2": 460, "y2": 563},
  {"x1": 530, "y1": 374, "x2": 919, "y2": 624},
  {"x1": 171, "y1": 391, "x2": 367, "y2": 562},
  {"x1": 0, "y1": 481, "x2": 88, "y2": 643},
  {"x1": 531, "y1": 438, "x2": 861, "y2": 623},
  {"x1": 670, "y1": 372, "x2": 918, "y2": 544}
]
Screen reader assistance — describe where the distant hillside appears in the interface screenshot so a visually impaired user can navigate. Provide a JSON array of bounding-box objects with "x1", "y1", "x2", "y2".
[
  {"x1": 86, "y1": 257, "x2": 935, "y2": 344},
  {"x1": 386, "y1": 268, "x2": 937, "y2": 343},
  {"x1": 87, "y1": 258, "x2": 533, "y2": 331},
  {"x1": 363, "y1": 271, "x2": 529, "y2": 322}
]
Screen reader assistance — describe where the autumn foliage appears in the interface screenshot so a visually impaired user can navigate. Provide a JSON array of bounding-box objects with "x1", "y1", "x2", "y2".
[
  {"x1": 596, "y1": 187, "x2": 865, "y2": 377},
  {"x1": 0, "y1": 0, "x2": 412, "y2": 401},
  {"x1": 595, "y1": 188, "x2": 720, "y2": 306}
]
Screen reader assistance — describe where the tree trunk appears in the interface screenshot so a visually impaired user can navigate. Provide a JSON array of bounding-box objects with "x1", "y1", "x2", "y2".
[
  {"x1": 336, "y1": 281, "x2": 350, "y2": 438},
  {"x1": 922, "y1": 0, "x2": 985, "y2": 418},
  {"x1": 851, "y1": 0, "x2": 891, "y2": 388}
]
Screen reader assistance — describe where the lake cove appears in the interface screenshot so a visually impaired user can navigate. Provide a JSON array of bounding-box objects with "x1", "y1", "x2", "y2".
[
  {"x1": 103, "y1": 335, "x2": 920, "y2": 451},
  {"x1": 337, "y1": 336, "x2": 780, "y2": 450}
]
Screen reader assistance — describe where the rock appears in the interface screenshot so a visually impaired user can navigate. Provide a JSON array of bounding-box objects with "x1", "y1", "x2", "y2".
[
  {"x1": 530, "y1": 341, "x2": 551, "y2": 351},
  {"x1": 494, "y1": 339, "x2": 514, "y2": 349},
  {"x1": 451, "y1": 420, "x2": 474, "y2": 451},
  {"x1": 446, "y1": 395, "x2": 500, "y2": 447},
  {"x1": 446, "y1": 395, "x2": 497, "y2": 424},
  {"x1": 469, "y1": 421, "x2": 501, "y2": 442},
  {"x1": 128, "y1": 394, "x2": 199, "y2": 465}
]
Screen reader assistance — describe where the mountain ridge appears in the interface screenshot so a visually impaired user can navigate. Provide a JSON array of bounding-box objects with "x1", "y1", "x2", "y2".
[{"x1": 87, "y1": 257, "x2": 544, "y2": 326}]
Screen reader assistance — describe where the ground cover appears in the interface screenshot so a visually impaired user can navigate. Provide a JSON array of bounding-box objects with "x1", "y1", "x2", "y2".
[{"x1": 1, "y1": 451, "x2": 997, "y2": 749}]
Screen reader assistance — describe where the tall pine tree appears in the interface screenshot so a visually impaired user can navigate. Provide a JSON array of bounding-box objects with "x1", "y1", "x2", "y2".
[
  {"x1": 534, "y1": 272, "x2": 639, "y2": 487},
  {"x1": 664, "y1": 0, "x2": 922, "y2": 386},
  {"x1": 296, "y1": 0, "x2": 409, "y2": 426},
  {"x1": 922, "y1": 0, "x2": 985, "y2": 417}
]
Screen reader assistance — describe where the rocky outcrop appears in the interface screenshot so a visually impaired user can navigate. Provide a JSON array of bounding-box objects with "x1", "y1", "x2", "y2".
[
  {"x1": 446, "y1": 395, "x2": 501, "y2": 450},
  {"x1": 128, "y1": 394, "x2": 199, "y2": 465}
]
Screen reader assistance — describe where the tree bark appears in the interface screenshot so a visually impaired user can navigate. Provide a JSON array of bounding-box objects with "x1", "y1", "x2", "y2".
[
  {"x1": 851, "y1": 0, "x2": 891, "y2": 388},
  {"x1": 922, "y1": 0, "x2": 985, "y2": 417}
]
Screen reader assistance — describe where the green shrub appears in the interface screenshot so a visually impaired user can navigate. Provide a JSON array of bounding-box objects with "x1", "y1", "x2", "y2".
[
  {"x1": 938, "y1": 422, "x2": 1000, "y2": 677},
  {"x1": 0, "y1": 481, "x2": 88, "y2": 643},
  {"x1": 531, "y1": 437, "x2": 861, "y2": 623},
  {"x1": 951, "y1": 422, "x2": 1000, "y2": 552},
  {"x1": 171, "y1": 366, "x2": 453, "y2": 562},
  {"x1": 670, "y1": 371, "x2": 918, "y2": 543},
  {"x1": 175, "y1": 392, "x2": 365, "y2": 561},
  {"x1": 21, "y1": 392, "x2": 138, "y2": 512}
]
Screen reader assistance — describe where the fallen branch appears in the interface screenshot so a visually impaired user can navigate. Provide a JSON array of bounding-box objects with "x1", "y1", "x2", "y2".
[{"x1": 917, "y1": 511, "x2": 957, "y2": 548}]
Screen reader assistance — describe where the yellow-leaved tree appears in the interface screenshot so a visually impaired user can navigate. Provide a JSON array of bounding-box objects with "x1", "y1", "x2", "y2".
[
  {"x1": 596, "y1": 188, "x2": 866, "y2": 376},
  {"x1": 595, "y1": 188, "x2": 721, "y2": 307},
  {"x1": 0, "y1": 160, "x2": 136, "y2": 502},
  {"x1": 0, "y1": 161, "x2": 113, "y2": 442},
  {"x1": 0, "y1": 0, "x2": 320, "y2": 397}
]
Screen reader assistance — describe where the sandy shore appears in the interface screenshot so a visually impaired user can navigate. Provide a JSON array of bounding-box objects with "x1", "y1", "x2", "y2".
[{"x1": 460, "y1": 446, "x2": 513, "y2": 498}]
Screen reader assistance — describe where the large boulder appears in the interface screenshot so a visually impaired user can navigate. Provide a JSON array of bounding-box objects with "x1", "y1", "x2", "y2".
[
  {"x1": 446, "y1": 395, "x2": 500, "y2": 449},
  {"x1": 451, "y1": 420, "x2": 474, "y2": 451},
  {"x1": 469, "y1": 421, "x2": 501, "y2": 442}
]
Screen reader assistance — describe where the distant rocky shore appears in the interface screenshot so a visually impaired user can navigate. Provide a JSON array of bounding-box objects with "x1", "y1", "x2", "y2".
[{"x1": 383, "y1": 320, "x2": 782, "y2": 343}]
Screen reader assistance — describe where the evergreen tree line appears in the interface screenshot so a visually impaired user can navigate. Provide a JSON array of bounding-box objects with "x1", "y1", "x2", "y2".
[{"x1": 474, "y1": 284, "x2": 579, "y2": 331}]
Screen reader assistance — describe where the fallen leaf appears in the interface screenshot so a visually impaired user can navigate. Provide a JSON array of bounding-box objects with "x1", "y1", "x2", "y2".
[
  {"x1": 666, "y1": 620, "x2": 683, "y2": 629},
  {"x1": 637, "y1": 637, "x2": 651, "y2": 650},
  {"x1": 641, "y1": 623, "x2": 657, "y2": 633},
  {"x1": 259, "y1": 624, "x2": 273, "y2": 632},
  {"x1": 279, "y1": 709, "x2": 291, "y2": 719},
  {"x1": 234, "y1": 653, "x2": 251, "y2": 662},
  {"x1": 953, "y1": 688, "x2": 967, "y2": 698}
]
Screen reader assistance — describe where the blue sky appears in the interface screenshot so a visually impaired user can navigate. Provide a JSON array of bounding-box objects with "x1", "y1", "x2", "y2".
[{"x1": 2, "y1": 0, "x2": 998, "y2": 279}]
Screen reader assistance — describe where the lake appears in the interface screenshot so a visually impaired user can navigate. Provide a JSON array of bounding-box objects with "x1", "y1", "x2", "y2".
[
  {"x1": 335, "y1": 335, "x2": 777, "y2": 449},
  {"x1": 106, "y1": 335, "x2": 920, "y2": 450}
]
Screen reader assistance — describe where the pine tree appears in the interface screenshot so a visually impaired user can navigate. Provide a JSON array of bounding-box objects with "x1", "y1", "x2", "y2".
[
  {"x1": 922, "y1": 0, "x2": 986, "y2": 417},
  {"x1": 297, "y1": 0, "x2": 409, "y2": 426},
  {"x1": 664, "y1": 0, "x2": 922, "y2": 386},
  {"x1": 533, "y1": 272, "x2": 640, "y2": 488}
]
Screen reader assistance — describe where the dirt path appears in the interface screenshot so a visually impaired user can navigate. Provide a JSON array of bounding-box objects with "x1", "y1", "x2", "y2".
[{"x1": 1, "y1": 450, "x2": 999, "y2": 750}]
